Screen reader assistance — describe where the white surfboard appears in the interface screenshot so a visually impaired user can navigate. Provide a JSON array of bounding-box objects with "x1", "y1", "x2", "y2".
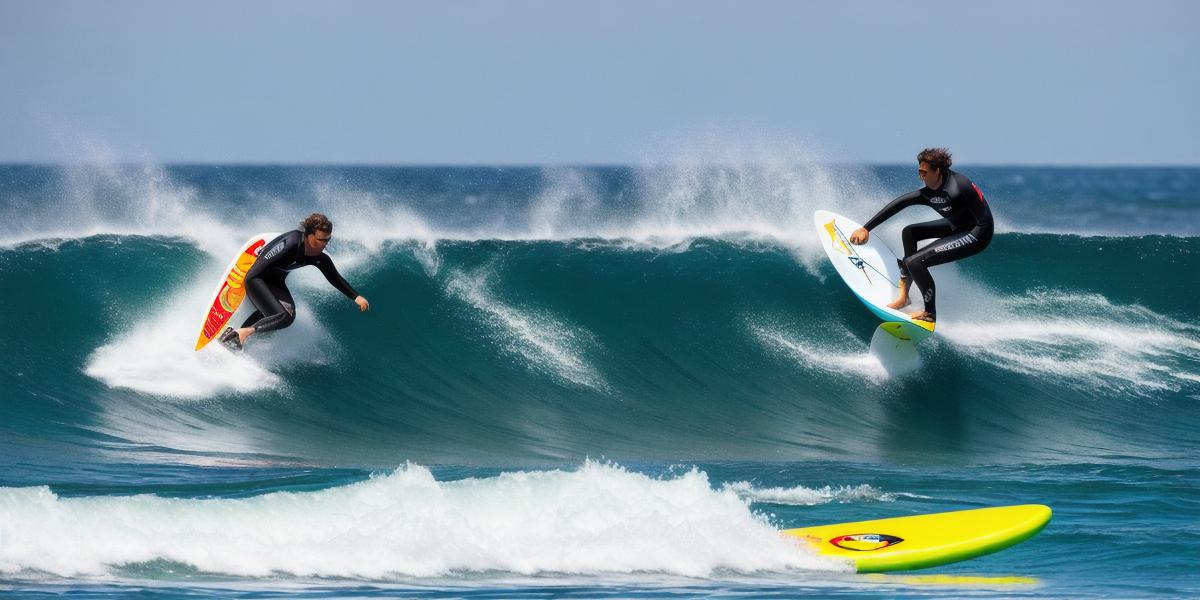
[{"x1": 813, "y1": 210, "x2": 934, "y2": 342}]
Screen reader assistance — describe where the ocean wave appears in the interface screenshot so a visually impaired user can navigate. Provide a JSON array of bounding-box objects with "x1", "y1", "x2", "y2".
[
  {"x1": 2, "y1": 233, "x2": 1196, "y2": 465},
  {"x1": 0, "y1": 462, "x2": 839, "y2": 578}
]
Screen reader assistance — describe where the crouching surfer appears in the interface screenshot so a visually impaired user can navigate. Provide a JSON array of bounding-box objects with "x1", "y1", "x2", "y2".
[
  {"x1": 848, "y1": 148, "x2": 993, "y2": 323},
  {"x1": 219, "y1": 213, "x2": 369, "y2": 350}
]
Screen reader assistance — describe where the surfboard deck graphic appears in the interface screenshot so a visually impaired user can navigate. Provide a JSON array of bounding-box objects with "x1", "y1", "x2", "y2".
[
  {"x1": 781, "y1": 504, "x2": 1052, "y2": 573},
  {"x1": 813, "y1": 210, "x2": 934, "y2": 342},
  {"x1": 194, "y1": 232, "x2": 278, "y2": 351}
]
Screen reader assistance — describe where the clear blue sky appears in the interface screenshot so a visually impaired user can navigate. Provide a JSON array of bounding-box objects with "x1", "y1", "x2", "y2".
[{"x1": 2, "y1": 0, "x2": 1197, "y2": 165}]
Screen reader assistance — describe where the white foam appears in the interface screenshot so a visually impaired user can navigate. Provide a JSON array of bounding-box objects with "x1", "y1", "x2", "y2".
[
  {"x1": 311, "y1": 183, "x2": 441, "y2": 251},
  {"x1": 749, "y1": 321, "x2": 889, "y2": 382},
  {"x1": 527, "y1": 168, "x2": 608, "y2": 240},
  {"x1": 6, "y1": 136, "x2": 1184, "y2": 254},
  {"x1": 446, "y1": 268, "x2": 606, "y2": 390},
  {"x1": 84, "y1": 323, "x2": 281, "y2": 398},
  {"x1": 0, "y1": 462, "x2": 841, "y2": 578},
  {"x1": 1173, "y1": 371, "x2": 1200, "y2": 384},
  {"x1": 84, "y1": 294, "x2": 280, "y2": 399},
  {"x1": 937, "y1": 285, "x2": 1200, "y2": 395},
  {"x1": 2, "y1": 161, "x2": 436, "y2": 258},
  {"x1": 519, "y1": 139, "x2": 884, "y2": 251},
  {"x1": 6, "y1": 162, "x2": 237, "y2": 253},
  {"x1": 724, "y1": 482, "x2": 896, "y2": 506},
  {"x1": 83, "y1": 262, "x2": 337, "y2": 400},
  {"x1": 4, "y1": 135, "x2": 903, "y2": 259}
]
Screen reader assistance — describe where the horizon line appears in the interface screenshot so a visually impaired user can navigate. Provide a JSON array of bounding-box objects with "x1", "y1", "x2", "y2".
[{"x1": 2, "y1": 161, "x2": 1198, "y2": 169}]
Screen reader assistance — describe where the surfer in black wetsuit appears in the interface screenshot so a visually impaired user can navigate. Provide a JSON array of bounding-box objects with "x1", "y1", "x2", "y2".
[
  {"x1": 848, "y1": 148, "x2": 992, "y2": 323},
  {"x1": 218, "y1": 213, "x2": 370, "y2": 350}
]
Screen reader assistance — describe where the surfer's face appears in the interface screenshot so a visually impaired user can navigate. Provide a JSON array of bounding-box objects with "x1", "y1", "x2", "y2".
[
  {"x1": 305, "y1": 231, "x2": 331, "y2": 254},
  {"x1": 918, "y1": 162, "x2": 942, "y2": 189}
]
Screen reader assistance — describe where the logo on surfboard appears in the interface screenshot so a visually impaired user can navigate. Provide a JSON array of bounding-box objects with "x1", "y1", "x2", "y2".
[
  {"x1": 829, "y1": 533, "x2": 904, "y2": 552},
  {"x1": 824, "y1": 220, "x2": 850, "y2": 255}
]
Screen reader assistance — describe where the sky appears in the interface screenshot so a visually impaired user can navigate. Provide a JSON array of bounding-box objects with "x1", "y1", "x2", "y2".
[{"x1": 1, "y1": 0, "x2": 1198, "y2": 165}]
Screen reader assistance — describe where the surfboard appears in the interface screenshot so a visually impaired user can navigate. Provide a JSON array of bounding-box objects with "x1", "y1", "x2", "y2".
[
  {"x1": 781, "y1": 504, "x2": 1051, "y2": 573},
  {"x1": 193, "y1": 232, "x2": 279, "y2": 351},
  {"x1": 813, "y1": 210, "x2": 934, "y2": 342}
]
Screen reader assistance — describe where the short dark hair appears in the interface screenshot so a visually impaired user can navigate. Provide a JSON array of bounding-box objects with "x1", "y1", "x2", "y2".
[
  {"x1": 301, "y1": 213, "x2": 333, "y2": 235},
  {"x1": 917, "y1": 148, "x2": 952, "y2": 172}
]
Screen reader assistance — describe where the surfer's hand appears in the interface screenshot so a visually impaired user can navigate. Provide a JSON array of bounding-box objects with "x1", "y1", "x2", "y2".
[
  {"x1": 355, "y1": 296, "x2": 370, "y2": 312},
  {"x1": 849, "y1": 227, "x2": 869, "y2": 244}
]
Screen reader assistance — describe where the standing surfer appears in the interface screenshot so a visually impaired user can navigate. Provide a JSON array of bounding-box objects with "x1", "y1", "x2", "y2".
[
  {"x1": 848, "y1": 148, "x2": 992, "y2": 323},
  {"x1": 219, "y1": 213, "x2": 369, "y2": 350}
]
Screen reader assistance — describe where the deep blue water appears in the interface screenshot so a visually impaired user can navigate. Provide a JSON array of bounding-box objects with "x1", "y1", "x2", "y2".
[{"x1": 1, "y1": 164, "x2": 1198, "y2": 598}]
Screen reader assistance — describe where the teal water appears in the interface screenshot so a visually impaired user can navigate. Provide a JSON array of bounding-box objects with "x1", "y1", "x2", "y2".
[{"x1": 1, "y1": 165, "x2": 1198, "y2": 598}]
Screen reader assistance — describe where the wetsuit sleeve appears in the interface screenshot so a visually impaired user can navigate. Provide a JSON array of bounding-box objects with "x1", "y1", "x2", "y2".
[
  {"x1": 316, "y1": 255, "x2": 359, "y2": 300},
  {"x1": 245, "y1": 230, "x2": 302, "y2": 281},
  {"x1": 862, "y1": 190, "x2": 924, "y2": 231}
]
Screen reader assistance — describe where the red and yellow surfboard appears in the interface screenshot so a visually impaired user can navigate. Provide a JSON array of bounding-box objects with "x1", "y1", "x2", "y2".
[{"x1": 194, "y1": 232, "x2": 278, "y2": 351}]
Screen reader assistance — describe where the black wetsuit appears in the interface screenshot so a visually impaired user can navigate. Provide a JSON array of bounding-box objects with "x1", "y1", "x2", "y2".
[
  {"x1": 240, "y1": 230, "x2": 358, "y2": 333},
  {"x1": 862, "y1": 169, "x2": 993, "y2": 318}
]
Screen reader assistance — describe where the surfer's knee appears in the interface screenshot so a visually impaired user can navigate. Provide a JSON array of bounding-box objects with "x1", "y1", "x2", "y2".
[
  {"x1": 902, "y1": 255, "x2": 924, "y2": 277},
  {"x1": 277, "y1": 304, "x2": 296, "y2": 328}
]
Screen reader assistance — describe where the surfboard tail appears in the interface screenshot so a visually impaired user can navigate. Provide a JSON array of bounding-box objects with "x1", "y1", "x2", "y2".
[{"x1": 879, "y1": 320, "x2": 935, "y2": 342}]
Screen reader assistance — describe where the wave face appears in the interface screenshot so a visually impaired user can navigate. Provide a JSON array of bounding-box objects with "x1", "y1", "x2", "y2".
[{"x1": 1, "y1": 165, "x2": 1197, "y2": 467}]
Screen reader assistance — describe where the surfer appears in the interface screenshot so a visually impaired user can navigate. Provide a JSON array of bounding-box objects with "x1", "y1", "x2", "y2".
[
  {"x1": 218, "y1": 213, "x2": 369, "y2": 350},
  {"x1": 848, "y1": 148, "x2": 992, "y2": 323}
]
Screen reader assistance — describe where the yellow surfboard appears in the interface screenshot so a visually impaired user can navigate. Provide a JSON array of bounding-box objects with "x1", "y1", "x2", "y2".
[{"x1": 781, "y1": 504, "x2": 1051, "y2": 573}]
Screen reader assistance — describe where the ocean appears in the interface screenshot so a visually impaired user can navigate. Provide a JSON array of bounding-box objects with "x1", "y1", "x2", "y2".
[{"x1": 1, "y1": 163, "x2": 1197, "y2": 598}]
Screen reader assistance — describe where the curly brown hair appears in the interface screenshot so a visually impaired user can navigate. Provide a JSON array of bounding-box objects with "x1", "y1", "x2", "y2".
[
  {"x1": 917, "y1": 148, "x2": 952, "y2": 172},
  {"x1": 301, "y1": 213, "x2": 333, "y2": 235}
]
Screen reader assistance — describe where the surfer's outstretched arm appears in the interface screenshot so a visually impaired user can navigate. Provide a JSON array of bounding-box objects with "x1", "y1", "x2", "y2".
[
  {"x1": 850, "y1": 191, "x2": 923, "y2": 244},
  {"x1": 315, "y1": 257, "x2": 369, "y2": 311},
  {"x1": 315, "y1": 256, "x2": 358, "y2": 299},
  {"x1": 862, "y1": 191, "x2": 923, "y2": 231}
]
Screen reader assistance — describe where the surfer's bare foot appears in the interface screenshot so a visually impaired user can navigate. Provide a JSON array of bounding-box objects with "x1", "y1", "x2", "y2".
[
  {"x1": 236, "y1": 327, "x2": 254, "y2": 344},
  {"x1": 910, "y1": 311, "x2": 936, "y2": 323},
  {"x1": 887, "y1": 296, "x2": 910, "y2": 310}
]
